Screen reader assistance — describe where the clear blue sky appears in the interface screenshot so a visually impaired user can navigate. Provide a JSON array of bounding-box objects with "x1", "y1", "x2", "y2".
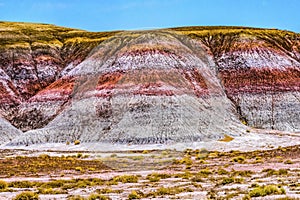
[{"x1": 0, "y1": 0, "x2": 299, "y2": 33}]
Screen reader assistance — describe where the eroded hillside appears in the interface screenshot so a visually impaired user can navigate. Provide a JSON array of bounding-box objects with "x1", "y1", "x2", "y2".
[{"x1": 0, "y1": 22, "x2": 299, "y2": 146}]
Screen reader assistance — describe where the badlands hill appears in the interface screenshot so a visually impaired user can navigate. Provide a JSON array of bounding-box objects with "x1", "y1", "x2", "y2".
[{"x1": 0, "y1": 22, "x2": 299, "y2": 147}]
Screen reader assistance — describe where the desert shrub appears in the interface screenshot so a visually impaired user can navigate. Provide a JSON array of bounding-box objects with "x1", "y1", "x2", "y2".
[
  {"x1": 234, "y1": 177, "x2": 244, "y2": 183},
  {"x1": 253, "y1": 156, "x2": 263, "y2": 163},
  {"x1": 128, "y1": 190, "x2": 142, "y2": 199},
  {"x1": 38, "y1": 154, "x2": 50, "y2": 159},
  {"x1": 110, "y1": 154, "x2": 117, "y2": 158},
  {"x1": 231, "y1": 156, "x2": 246, "y2": 163},
  {"x1": 242, "y1": 195, "x2": 251, "y2": 200},
  {"x1": 74, "y1": 140, "x2": 80, "y2": 145},
  {"x1": 249, "y1": 185, "x2": 285, "y2": 197},
  {"x1": 13, "y1": 191, "x2": 39, "y2": 200},
  {"x1": 217, "y1": 168, "x2": 229, "y2": 175},
  {"x1": 88, "y1": 167, "x2": 96, "y2": 171},
  {"x1": 174, "y1": 171, "x2": 192, "y2": 179},
  {"x1": 75, "y1": 167, "x2": 84, "y2": 172},
  {"x1": 153, "y1": 187, "x2": 193, "y2": 196},
  {"x1": 221, "y1": 177, "x2": 244, "y2": 185},
  {"x1": 221, "y1": 177, "x2": 234, "y2": 185},
  {"x1": 113, "y1": 175, "x2": 138, "y2": 183},
  {"x1": 197, "y1": 169, "x2": 212, "y2": 178},
  {"x1": 37, "y1": 188, "x2": 65, "y2": 194},
  {"x1": 67, "y1": 195, "x2": 85, "y2": 200},
  {"x1": 207, "y1": 189, "x2": 217, "y2": 199},
  {"x1": 129, "y1": 156, "x2": 144, "y2": 161},
  {"x1": 218, "y1": 134, "x2": 234, "y2": 142},
  {"x1": 90, "y1": 178, "x2": 104, "y2": 185},
  {"x1": 191, "y1": 175, "x2": 204, "y2": 182},
  {"x1": 0, "y1": 180, "x2": 7, "y2": 190},
  {"x1": 232, "y1": 170, "x2": 253, "y2": 177},
  {"x1": 88, "y1": 193, "x2": 111, "y2": 200},
  {"x1": 284, "y1": 160, "x2": 293, "y2": 164},
  {"x1": 278, "y1": 169, "x2": 289, "y2": 175},
  {"x1": 161, "y1": 150, "x2": 170, "y2": 156},
  {"x1": 251, "y1": 183, "x2": 259, "y2": 188},
  {"x1": 146, "y1": 173, "x2": 171, "y2": 182},
  {"x1": 96, "y1": 188, "x2": 123, "y2": 194},
  {"x1": 142, "y1": 150, "x2": 149, "y2": 154},
  {"x1": 276, "y1": 197, "x2": 300, "y2": 200},
  {"x1": 179, "y1": 156, "x2": 193, "y2": 165},
  {"x1": 184, "y1": 149, "x2": 193, "y2": 155},
  {"x1": 262, "y1": 168, "x2": 288, "y2": 176},
  {"x1": 9, "y1": 181, "x2": 36, "y2": 188},
  {"x1": 208, "y1": 152, "x2": 219, "y2": 158},
  {"x1": 40, "y1": 180, "x2": 65, "y2": 188}
]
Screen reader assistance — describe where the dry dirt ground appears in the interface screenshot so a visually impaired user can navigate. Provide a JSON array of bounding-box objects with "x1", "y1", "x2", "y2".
[{"x1": 0, "y1": 143, "x2": 299, "y2": 200}]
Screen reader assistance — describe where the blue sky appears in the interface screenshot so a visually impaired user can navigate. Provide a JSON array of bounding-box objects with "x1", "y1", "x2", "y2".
[{"x1": 0, "y1": 0, "x2": 299, "y2": 32}]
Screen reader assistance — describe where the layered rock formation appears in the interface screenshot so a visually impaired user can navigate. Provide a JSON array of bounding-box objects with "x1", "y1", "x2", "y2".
[{"x1": 0, "y1": 23, "x2": 299, "y2": 146}]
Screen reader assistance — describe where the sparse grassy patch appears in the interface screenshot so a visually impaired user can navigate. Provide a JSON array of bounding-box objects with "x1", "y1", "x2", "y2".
[
  {"x1": 217, "y1": 168, "x2": 229, "y2": 175},
  {"x1": 248, "y1": 185, "x2": 285, "y2": 197},
  {"x1": 13, "y1": 191, "x2": 39, "y2": 200},
  {"x1": 146, "y1": 186, "x2": 193, "y2": 197},
  {"x1": 174, "y1": 171, "x2": 192, "y2": 179},
  {"x1": 232, "y1": 170, "x2": 253, "y2": 177},
  {"x1": 96, "y1": 188, "x2": 123, "y2": 194},
  {"x1": 88, "y1": 193, "x2": 111, "y2": 200},
  {"x1": 38, "y1": 187, "x2": 66, "y2": 194},
  {"x1": 262, "y1": 168, "x2": 288, "y2": 176},
  {"x1": 221, "y1": 177, "x2": 244, "y2": 185},
  {"x1": 146, "y1": 173, "x2": 171, "y2": 182},
  {"x1": 113, "y1": 175, "x2": 139, "y2": 183},
  {"x1": 0, "y1": 155, "x2": 109, "y2": 177},
  {"x1": 197, "y1": 169, "x2": 212, "y2": 177}
]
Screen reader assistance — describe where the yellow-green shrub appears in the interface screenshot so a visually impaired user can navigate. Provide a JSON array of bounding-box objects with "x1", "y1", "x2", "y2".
[{"x1": 13, "y1": 191, "x2": 39, "y2": 200}]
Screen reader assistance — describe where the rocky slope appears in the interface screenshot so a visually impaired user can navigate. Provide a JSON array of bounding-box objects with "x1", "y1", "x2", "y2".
[{"x1": 0, "y1": 22, "x2": 299, "y2": 146}]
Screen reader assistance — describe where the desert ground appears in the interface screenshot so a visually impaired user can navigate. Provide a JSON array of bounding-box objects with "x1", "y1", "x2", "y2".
[{"x1": 0, "y1": 131, "x2": 299, "y2": 200}]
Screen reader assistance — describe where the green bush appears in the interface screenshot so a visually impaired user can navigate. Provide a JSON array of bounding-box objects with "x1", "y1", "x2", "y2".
[{"x1": 13, "y1": 191, "x2": 39, "y2": 200}]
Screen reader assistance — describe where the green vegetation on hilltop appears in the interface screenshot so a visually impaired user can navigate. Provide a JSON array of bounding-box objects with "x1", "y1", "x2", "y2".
[{"x1": 0, "y1": 21, "x2": 120, "y2": 49}]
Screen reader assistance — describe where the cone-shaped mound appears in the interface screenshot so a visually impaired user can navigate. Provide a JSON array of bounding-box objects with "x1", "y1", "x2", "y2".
[{"x1": 8, "y1": 31, "x2": 245, "y2": 145}]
